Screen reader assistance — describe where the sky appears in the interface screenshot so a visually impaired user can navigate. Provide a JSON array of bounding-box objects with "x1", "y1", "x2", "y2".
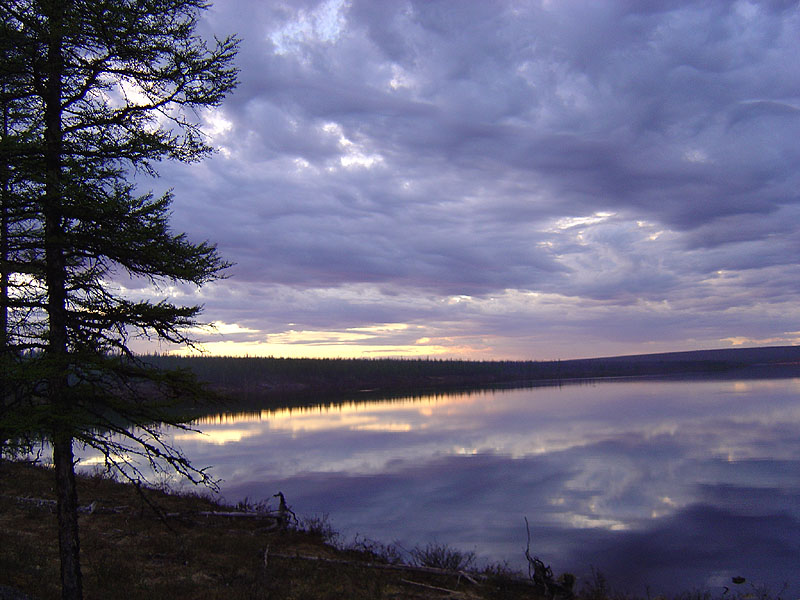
[{"x1": 135, "y1": 0, "x2": 800, "y2": 360}]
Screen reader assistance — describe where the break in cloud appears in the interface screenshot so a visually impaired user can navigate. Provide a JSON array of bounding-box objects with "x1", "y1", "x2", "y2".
[{"x1": 136, "y1": 0, "x2": 800, "y2": 359}]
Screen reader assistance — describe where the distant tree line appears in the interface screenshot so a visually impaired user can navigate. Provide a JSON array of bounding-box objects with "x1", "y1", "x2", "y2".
[{"x1": 145, "y1": 346, "x2": 800, "y2": 403}]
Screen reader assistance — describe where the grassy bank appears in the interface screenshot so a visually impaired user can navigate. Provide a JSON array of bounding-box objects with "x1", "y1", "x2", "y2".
[{"x1": 1, "y1": 459, "x2": 572, "y2": 600}]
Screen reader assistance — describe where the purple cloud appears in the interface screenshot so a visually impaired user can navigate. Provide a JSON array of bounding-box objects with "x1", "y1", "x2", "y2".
[{"x1": 134, "y1": 0, "x2": 800, "y2": 358}]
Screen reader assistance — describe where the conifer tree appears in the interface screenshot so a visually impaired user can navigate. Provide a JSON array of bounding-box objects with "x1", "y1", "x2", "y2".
[
  {"x1": 0, "y1": 2, "x2": 238, "y2": 598},
  {"x1": 0, "y1": 3, "x2": 42, "y2": 455}
]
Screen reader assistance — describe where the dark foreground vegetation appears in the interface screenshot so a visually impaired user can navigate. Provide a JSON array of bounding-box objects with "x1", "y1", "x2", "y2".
[
  {"x1": 0, "y1": 459, "x2": 574, "y2": 600},
  {"x1": 146, "y1": 346, "x2": 800, "y2": 405},
  {"x1": 1, "y1": 460, "x2": 783, "y2": 600}
]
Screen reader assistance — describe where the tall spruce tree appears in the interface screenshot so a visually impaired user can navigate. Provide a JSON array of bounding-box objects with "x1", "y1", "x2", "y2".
[
  {"x1": 0, "y1": 2, "x2": 238, "y2": 598},
  {"x1": 0, "y1": 1, "x2": 47, "y2": 456}
]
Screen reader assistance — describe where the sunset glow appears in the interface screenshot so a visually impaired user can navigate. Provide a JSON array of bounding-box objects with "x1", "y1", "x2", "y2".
[{"x1": 132, "y1": 1, "x2": 800, "y2": 360}]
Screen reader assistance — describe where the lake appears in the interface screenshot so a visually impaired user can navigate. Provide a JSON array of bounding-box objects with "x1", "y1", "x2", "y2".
[{"x1": 92, "y1": 377, "x2": 800, "y2": 595}]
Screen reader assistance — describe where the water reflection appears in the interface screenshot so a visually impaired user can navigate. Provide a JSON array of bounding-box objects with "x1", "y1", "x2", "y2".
[{"x1": 102, "y1": 379, "x2": 800, "y2": 595}]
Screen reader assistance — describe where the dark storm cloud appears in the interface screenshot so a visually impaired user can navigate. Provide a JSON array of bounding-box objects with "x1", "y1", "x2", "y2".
[{"x1": 147, "y1": 0, "x2": 800, "y2": 357}]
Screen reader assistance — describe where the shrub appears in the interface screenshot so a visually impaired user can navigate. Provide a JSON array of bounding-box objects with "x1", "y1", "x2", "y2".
[{"x1": 410, "y1": 542, "x2": 476, "y2": 571}]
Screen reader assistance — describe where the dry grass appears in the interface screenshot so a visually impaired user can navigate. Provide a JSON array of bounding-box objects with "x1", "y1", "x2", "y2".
[{"x1": 0, "y1": 459, "x2": 549, "y2": 600}]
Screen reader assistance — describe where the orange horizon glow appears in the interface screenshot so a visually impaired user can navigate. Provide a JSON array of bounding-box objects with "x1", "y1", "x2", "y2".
[{"x1": 134, "y1": 320, "x2": 800, "y2": 363}]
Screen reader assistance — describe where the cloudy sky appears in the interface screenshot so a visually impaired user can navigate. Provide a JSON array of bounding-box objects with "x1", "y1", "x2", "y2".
[{"x1": 139, "y1": 0, "x2": 800, "y2": 360}]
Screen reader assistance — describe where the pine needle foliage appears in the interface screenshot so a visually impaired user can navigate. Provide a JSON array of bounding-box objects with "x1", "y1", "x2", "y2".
[{"x1": 0, "y1": 1, "x2": 238, "y2": 598}]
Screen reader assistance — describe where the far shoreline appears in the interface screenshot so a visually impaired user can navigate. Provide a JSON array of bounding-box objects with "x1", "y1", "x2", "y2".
[{"x1": 143, "y1": 345, "x2": 800, "y2": 407}]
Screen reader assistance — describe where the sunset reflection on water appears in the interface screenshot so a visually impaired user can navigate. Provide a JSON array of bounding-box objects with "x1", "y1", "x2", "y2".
[
  {"x1": 187, "y1": 393, "x2": 498, "y2": 440},
  {"x1": 102, "y1": 378, "x2": 800, "y2": 595}
]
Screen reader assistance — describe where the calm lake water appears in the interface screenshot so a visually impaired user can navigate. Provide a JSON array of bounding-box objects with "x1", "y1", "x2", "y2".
[{"x1": 92, "y1": 377, "x2": 800, "y2": 595}]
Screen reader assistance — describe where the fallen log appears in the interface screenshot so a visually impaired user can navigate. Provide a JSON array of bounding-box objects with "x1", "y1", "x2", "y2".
[
  {"x1": 8, "y1": 496, "x2": 125, "y2": 514},
  {"x1": 399, "y1": 578, "x2": 476, "y2": 598},
  {"x1": 267, "y1": 551, "x2": 518, "y2": 587},
  {"x1": 196, "y1": 511, "x2": 280, "y2": 518}
]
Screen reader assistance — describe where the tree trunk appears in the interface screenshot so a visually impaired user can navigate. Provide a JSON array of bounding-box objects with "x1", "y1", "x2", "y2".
[
  {"x1": 1, "y1": 85, "x2": 10, "y2": 452},
  {"x1": 43, "y1": 2, "x2": 83, "y2": 598},
  {"x1": 53, "y1": 432, "x2": 82, "y2": 600},
  {"x1": 0, "y1": 84, "x2": 8, "y2": 357}
]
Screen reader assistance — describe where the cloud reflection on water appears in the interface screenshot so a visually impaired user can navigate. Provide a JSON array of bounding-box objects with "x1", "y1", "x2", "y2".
[{"x1": 157, "y1": 378, "x2": 799, "y2": 595}]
